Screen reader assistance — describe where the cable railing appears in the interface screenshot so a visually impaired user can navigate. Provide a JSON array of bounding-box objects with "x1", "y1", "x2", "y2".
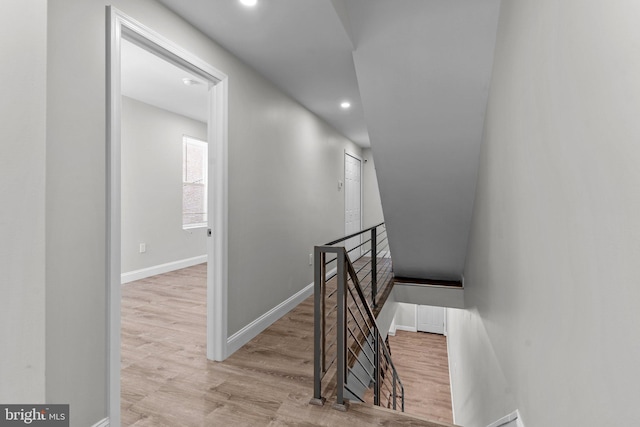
[
  {"x1": 310, "y1": 223, "x2": 403, "y2": 412},
  {"x1": 321, "y1": 223, "x2": 392, "y2": 308}
]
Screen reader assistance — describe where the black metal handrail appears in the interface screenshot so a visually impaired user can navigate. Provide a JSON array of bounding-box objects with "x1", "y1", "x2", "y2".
[
  {"x1": 324, "y1": 221, "x2": 384, "y2": 246},
  {"x1": 320, "y1": 223, "x2": 390, "y2": 308},
  {"x1": 310, "y1": 223, "x2": 404, "y2": 412}
]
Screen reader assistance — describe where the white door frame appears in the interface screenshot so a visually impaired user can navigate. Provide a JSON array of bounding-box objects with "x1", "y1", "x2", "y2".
[
  {"x1": 344, "y1": 151, "x2": 363, "y2": 254},
  {"x1": 106, "y1": 7, "x2": 228, "y2": 425}
]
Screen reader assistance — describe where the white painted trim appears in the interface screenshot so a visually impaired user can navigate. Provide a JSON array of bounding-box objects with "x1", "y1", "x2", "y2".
[
  {"x1": 106, "y1": 8, "x2": 123, "y2": 426},
  {"x1": 107, "y1": 6, "x2": 229, "y2": 426},
  {"x1": 394, "y1": 324, "x2": 418, "y2": 333},
  {"x1": 443, "y1": 307, "x2": 448, "y2": 337},
  {"x1": 91, "y1": 418, "x2": 109, "y2": 427},
  {"x1": 121, "y1": 255, "x2": 207, "y2": 284},
  {"x1": 226, "y1": 283, "x2": 310, "y2": 355},
  {"x1": 486, "y1": 409, "x2": 523, "y2": 427},
  {"x1": 207, "y1": 66, "x2": 229, "y2": 363},
  {"x1": 446, "y1": 309, "x2": 456, "y2": 425},
  {"x1": 388, "y1": 317, "x2": 397, "y2": 336}
]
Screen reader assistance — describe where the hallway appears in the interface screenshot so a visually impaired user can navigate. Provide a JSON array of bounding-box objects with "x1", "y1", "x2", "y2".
[{"x1": 120, "y1": 264, "x2": 455, "y2": 426}]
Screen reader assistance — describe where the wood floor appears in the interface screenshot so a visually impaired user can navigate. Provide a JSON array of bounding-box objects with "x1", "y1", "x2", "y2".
[
  {"x1": 121, "y1": 264, "x2": 457, "y2": 426},
  {"x1": 388, "y1": 331, "x2": 454, "y2": 423}
]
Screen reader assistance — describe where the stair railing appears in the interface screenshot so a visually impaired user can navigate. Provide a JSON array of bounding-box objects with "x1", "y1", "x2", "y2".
[
  {"x1": 310, "y1": 223, "x2": 403, "y2": 412},
  {"x1": 324, "y1": 222, "x2": 392, "y2": 307}
]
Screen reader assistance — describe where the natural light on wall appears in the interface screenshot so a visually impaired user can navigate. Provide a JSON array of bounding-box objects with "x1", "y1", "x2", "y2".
[{"x1": 182, "y1": 135, "x2": 208, "y2": 229}]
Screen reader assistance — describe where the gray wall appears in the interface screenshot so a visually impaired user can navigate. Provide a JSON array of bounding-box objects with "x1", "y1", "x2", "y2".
[
  {"x1": 46, "y1": 1, "x2": 110, "y2": 423},
  {"x1": 0, "y1": 0, "x2": 46, "y2": 403},
  {"x1": 121, "y1": 96, "x2": 207, "y2": 274},
  {"x1": 44, "y1": 1, "x2": 362, "y2": 424},
  {"x1": 448, "y1": 0, "x2": 640, "y2": 426}
]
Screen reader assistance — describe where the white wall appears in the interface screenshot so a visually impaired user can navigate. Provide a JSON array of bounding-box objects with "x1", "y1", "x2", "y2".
[
  {"x1": 121, "y1": 96, "x2": 207, "y2": 275},
  {"x1": 44, "y1": 1, "x2": 361, "y2": 424},
  {"x1": 0, "y1": 0, "x2": 47, "y2": 403},
  {"x1": 449, "y1": 0, "x2": 640, "y2": 426}
]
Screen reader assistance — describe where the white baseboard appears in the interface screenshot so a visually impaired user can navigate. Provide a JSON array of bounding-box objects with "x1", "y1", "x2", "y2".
[
  {"x1": 388, "y1": 318, "x2": 397, "y2": 336},
  {"x1": 226, "y1": 268, "x2": 336, "y2": 356},
  {"x1": 394, "y1": 325, "x2": 417, "y2": 333},
  {"x1": 91, "y1": 417, "x2": 109, "y2": 427},
  {"x1": 226, "y1": 283, "x2": 313, "y2": 356},
  {"x1": 121, "y1": 255, "x2": 207, "y2": 284}
]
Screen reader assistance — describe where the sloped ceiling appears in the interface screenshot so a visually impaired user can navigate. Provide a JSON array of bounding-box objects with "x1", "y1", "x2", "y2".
[
  {"x1": 157, "y1": 0, "x2": 501, "y2": 280},
  {"x1": 344, "y1": 0, "x2": 501, "y2": 279}
]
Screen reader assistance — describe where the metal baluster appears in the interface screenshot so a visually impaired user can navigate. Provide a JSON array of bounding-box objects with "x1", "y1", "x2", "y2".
[
  {"x1": 310, "y1": 247, "x2": 325, "y2": 406},
  {"x1": 371, "y1": 226, "x2": 377, "y2": 308},
  {"x1": 320, "y1": 251, "x2": 326, "y2": 373},
  {"x1": 333, "y1": 249, "x2": 348, "y2": 411},
  {"x1": 374, "y1": 332, "x2": 380, "y2": 406},
  {"x1": 392, "y1": 371, "x2": 397, "y2": 410}
]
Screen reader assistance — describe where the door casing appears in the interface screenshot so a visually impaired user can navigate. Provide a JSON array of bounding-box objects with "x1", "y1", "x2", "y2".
[{"x1": 106, "y1": 7, "x2": 229, "y2": 425}]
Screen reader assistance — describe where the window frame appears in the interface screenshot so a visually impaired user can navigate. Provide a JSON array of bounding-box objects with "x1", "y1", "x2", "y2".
[{"x1": 182, "y1": 135, "x2": 208, "y2": 230}]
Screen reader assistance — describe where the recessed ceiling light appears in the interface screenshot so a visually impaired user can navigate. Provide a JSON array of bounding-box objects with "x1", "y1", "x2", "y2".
[
  {"x1": 239, "y1": 0, "x2": 258, "y2": 7},
  {"x1": 182, "y1": 77, "x2": 201, "y2": 86},
  {"x1": 340, "y1": 101, "x2": 351, "y2": 109}
]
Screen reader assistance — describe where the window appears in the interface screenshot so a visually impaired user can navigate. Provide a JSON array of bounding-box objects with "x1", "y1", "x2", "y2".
[{"x1": 182, "y1": 136, "x2": 208, "y2": 229}]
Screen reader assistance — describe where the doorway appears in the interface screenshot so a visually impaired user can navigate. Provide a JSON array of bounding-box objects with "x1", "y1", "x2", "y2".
[
  {"x1": 107, "y1": 7, "x2": 228, "y2": 425},
  {"x1": 344, "y1": 151, "x2": 362, "y2": 256}
]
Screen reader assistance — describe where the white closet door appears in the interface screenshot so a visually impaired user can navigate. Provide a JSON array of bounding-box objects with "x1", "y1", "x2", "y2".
[{"x1": 417, "y1": 305, "x2": 445, "y2": 335}]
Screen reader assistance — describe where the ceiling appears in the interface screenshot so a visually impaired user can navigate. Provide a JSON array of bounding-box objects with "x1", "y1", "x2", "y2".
[
  {"x1": 156, "y1": 0, "x2": 369, "y2": 146},
  {"x1": 121, "y1": 39, "x2": 208, "y2": 122},
  {"x1": 145, "y1": 0, "x2": 501, "y2": 280}
]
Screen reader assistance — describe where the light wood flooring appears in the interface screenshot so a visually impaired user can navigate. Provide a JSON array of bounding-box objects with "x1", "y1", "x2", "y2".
[
  {"x1": 388, "y1": 331, "x2": 454, "y2": 423},
  {"x1": 121, "y1": 264, "x2": 457, "y2": 426}
]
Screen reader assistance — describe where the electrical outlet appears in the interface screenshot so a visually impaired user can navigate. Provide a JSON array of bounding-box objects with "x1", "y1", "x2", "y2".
[{"x1": 139, "y1": 243, "x2": 146, "y2": 253}]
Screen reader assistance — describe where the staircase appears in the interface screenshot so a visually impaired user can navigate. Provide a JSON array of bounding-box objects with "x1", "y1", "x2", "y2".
[
  {"x1": 308, "y1": 223, "x2": 463, "y2": 426},
  {"x1": 309, "y1": 223, "x2": 403, "y2": 410}
]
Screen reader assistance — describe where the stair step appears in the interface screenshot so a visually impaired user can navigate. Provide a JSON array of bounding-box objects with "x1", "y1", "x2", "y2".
[{"x1": 349, "y1": 402, "x2": 462, "y2": 427}]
